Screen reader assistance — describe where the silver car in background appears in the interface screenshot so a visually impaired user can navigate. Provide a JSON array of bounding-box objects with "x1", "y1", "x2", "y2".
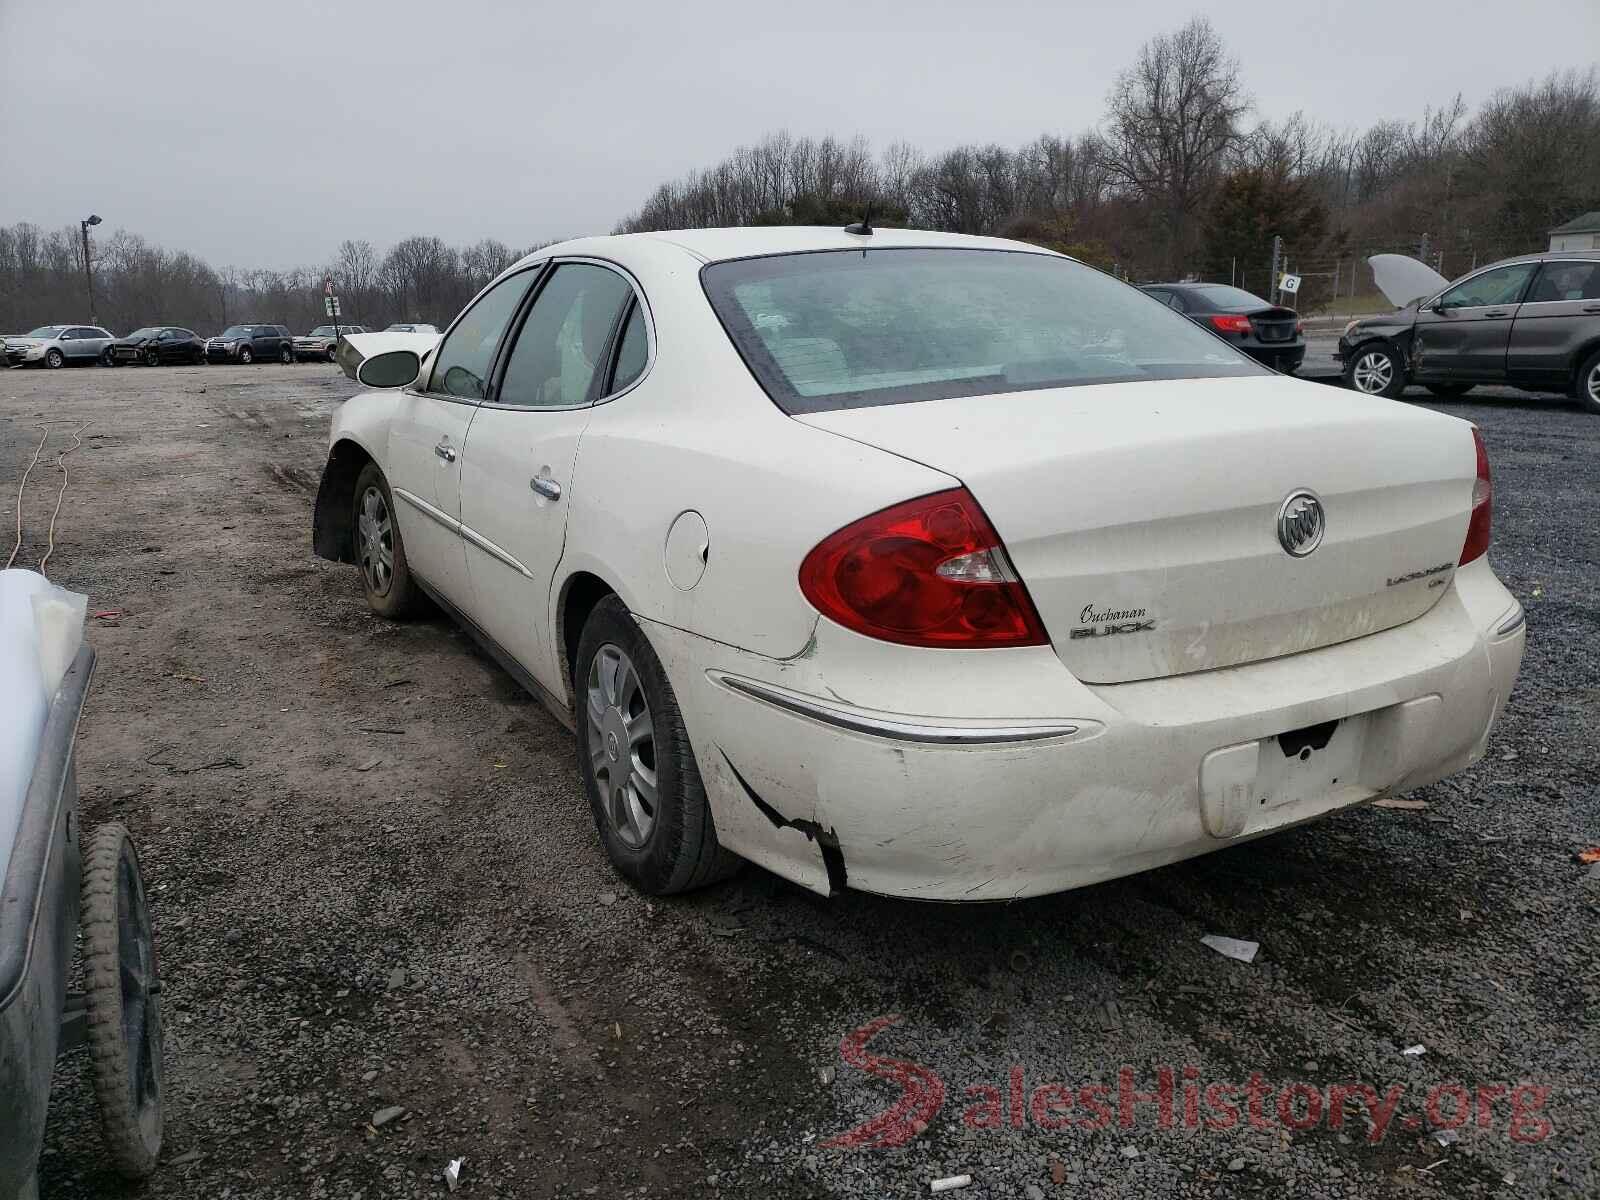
[{"x1": 3, "y1": 325, "x2": 116, "y2": 368}]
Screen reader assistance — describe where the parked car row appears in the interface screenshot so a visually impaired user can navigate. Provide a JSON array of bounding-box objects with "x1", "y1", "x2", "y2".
[{"x1": 3, "y1": 322, "x2": 430, "y2": 367}]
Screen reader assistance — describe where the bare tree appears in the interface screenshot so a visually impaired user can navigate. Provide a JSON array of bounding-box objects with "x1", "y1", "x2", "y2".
[{"x1": 1099, "y1": 16, "x2": 1249, "y2": 273}]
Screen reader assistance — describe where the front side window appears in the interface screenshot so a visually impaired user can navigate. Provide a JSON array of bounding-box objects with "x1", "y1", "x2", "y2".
[
  {"x1": 496, "y1": 264, "x2": 634, "y2": 408},
  {"x1": 427, "y1": 270, "x2": 537, "y2": 400},
  {"x1": 1438, "y1": 263, "x2": 1537, "y2": 309},
  {"x1": 702, "y1": 249, "x2": 1265, "y2": 415}
]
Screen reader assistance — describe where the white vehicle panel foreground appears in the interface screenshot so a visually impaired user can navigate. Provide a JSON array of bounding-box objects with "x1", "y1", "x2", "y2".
[{"x1": 314, "y1": 226, "x2": 1525, "y2": 901}]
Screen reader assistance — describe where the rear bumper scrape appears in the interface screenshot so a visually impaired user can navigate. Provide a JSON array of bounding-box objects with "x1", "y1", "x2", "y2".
[{"x1": 720, "y1": 750, "x2": 847, "y2": 894}]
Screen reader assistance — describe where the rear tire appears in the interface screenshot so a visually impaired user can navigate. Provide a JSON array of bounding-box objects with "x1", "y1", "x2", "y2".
[
  {"x1": 101, "y1": 347, "x2": 118, "y2": 367},
  {"x1": 279, "y1": 345, "x2": 293, "y2": 364},
  {"x1": 1425, "y1": 382, "x2": 1474, "y2": 398},
  {"x1": 81, "y1": 823, "x2": 164, "y2": 1180},
  {"x1": 1344, "y1": 342, "x2": 1406, "y2": 398},
  {"x1": 575, "y1": 596, "x2": 740, "y2": 895},
  {"x1": 352, "y1": 463, "x2": 423, "y2": 618},
  {"x1": 1573, "y1": 348, "x2": 1600, "y2": 416}
]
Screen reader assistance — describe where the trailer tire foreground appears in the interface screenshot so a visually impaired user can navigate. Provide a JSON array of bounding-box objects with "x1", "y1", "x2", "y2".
[{"x1": 81, "y1": 822, "x2": 164, "y2": 1180}]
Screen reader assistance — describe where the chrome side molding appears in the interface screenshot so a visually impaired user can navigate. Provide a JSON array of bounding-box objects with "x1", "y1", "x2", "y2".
[{"x1": 711, "y1": 673, "x2": 1083, "y2": 745}]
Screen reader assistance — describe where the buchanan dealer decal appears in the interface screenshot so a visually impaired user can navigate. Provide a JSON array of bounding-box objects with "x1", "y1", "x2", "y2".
[{"x1": 1072, "y1": 602, "x2": 1155, "y2": 640}]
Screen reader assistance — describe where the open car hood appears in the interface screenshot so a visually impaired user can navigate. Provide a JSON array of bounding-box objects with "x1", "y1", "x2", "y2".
[
  {"x1": 1368, "y1": 254, "x2": 1449, "y2": 309},
  {"x1": 335, "y1": 330, "x2": 440, "y2": 381}
]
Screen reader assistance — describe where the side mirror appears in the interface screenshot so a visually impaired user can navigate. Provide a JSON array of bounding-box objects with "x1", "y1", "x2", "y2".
[
  {"x1": 356, "y1": 349, "x2": 422, "y2": 389},
  {"x1": 1429, "y1": 300, "x2": 1451, "y2": 315}
]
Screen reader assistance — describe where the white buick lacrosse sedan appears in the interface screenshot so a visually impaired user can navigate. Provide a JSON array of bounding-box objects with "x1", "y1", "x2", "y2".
[{"x1": 313, "y1": 226, "x2": 1526, "y2": 901}]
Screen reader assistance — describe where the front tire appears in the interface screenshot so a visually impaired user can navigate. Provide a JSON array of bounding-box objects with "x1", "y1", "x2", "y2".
[
  {"x1": 576, "y1": 597, "x2": 740, "y2": 895},
  {"x1": 1344, "y1": 343, "x2": 1406, "y2": 398},
  {"x1": 144, "y1": 348, "x2": 160, "y2": 367},
  {"x1": 1425, "y1": 382, "x2": 1474, "y2": 398},
  {"x1": 352, "y1": 463, "x2": 422, "y2": 618},
  {"x1": 1573, "y1": 348, "x2": 1600, "y2": 415},
  {"x1": 45, "y1": 348, "x2": 64, "y2": 369},
  {"x1": 81, "y1": 823, "x2": 164, "y2": 1180},
  {"x1": 238, "y1": 346, "x2": 253, "y2": 364}
]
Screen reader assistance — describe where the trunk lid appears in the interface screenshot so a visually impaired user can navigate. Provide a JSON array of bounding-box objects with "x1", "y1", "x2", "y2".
[
  {"x1": 798, "y1": 376, "x2": 1477, "y2": 684},
  {"x1": 1249, "y1": 307, "x2": 1300, "y2": 343}
]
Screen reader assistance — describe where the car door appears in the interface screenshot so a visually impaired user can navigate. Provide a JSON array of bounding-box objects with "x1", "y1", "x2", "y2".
[
  {"x1": 155, "y1": 329, "x2": 176, "y2": 361},
  {"x1": 1506, "y1": 260, "x2": 1600, "y2": 389},
  {"x1": 63, "y1": 327, "x2": 93, "y2": 360},
  {"x1": 457, "y1": 261, "x2": 640, "y2": 691},
  {"x1": 1411, "y1": 261, "x2": 1538, "y2": 382},
  {"x1": 386, "y1": 267, "x2": 540, "y2": 608}
]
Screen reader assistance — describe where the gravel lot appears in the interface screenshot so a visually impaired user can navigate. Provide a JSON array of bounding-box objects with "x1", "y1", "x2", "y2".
[{"x1": 4, "y1": 360, "x2": 1595, "y2": 1199}]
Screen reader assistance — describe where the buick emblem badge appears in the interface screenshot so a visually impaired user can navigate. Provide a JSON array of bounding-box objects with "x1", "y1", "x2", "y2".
[{"x1": 1277, "y1": 490, "x2": 1325, "y2": 557}]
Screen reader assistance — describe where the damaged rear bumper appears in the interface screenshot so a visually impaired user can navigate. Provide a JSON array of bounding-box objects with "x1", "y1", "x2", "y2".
[{"x1": 640, "y1": 558, "x2": 1524, "y2": 902}]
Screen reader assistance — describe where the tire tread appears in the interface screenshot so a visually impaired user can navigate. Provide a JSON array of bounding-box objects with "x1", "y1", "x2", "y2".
[{"x1": 81, "y1": 822, "x2": 162, "y2": 1179}]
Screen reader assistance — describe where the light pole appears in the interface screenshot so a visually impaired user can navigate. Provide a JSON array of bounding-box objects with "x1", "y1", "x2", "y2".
[{"x1": 80, "y1": 214, "x2": 102, "y2": 324}]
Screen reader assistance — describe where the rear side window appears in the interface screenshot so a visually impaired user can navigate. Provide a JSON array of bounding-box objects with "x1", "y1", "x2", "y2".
[
  {"x1": 608, "y1": 303, "x2": 648, "y2": 393},
  {"x1": 702, "y1": 248, "x2": 1264, "y2": 415},
  {"x1": 1527, "y1": 261, "x2": 1600, "y2": 302},
  {"x1": 496, "y1": 264, "x2": 633, "y2": 408}
]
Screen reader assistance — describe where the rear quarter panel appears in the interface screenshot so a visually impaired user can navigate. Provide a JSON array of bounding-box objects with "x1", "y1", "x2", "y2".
[{"x1": 555, "y1": 239, "x2": 954, "y2": 661}]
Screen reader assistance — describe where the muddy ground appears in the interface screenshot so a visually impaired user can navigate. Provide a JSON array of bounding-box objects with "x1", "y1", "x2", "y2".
[{"x1": 3, "y1": 361, "x2": 1595, "y2": 1198}]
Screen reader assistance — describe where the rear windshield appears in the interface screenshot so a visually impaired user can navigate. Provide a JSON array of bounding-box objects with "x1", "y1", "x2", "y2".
[
  {"x1": 1181, "y1": 285, "x2": 1271, "y2": 312},
  {"x1": 702, "y1": 248, "x2": 1264, "y2": 414}
]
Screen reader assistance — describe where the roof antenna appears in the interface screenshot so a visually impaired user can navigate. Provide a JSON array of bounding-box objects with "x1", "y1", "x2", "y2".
[{"x1": 843, "y1": 207, "x2": 874, "y2": 236}]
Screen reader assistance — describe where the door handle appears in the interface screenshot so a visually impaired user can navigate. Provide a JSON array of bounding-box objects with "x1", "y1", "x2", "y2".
[
  {"x1": 1482, "y1": 310, "x2": 1509, "y2": 318},
  {"x1": 530, "y1": 475, "x2": 562, "y2": 501},
  {"x1": 1584, "y1": 304, "x2": 1600, "y2": 313},
  {"x1": 434, "y1": 441, "x2": 457, "y2": 463}
]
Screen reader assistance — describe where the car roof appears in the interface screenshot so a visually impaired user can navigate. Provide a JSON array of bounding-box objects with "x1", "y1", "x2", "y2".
[{"x1": 508, "y1": 226, "x2": 1062, "y2": 272}]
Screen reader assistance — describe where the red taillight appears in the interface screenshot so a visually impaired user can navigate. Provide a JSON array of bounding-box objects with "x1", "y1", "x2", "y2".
[
  {"x1": 1459, "y1": 427, "x2": 1492, "y2": 564},
  {"x1": 1210, "y1": 314, "x2": 1252, "y2": 334},
  {"x1": 798, "y1": 488, "x2": 1048, "y2": 648},
  {"x1": 1295, "y1": 319, "x2": 1306, "y2": 334}
]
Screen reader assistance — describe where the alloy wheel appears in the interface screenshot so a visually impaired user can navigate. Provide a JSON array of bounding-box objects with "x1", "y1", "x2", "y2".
[
  {"x1": 1352, "y1": 351, "x2": 1393, "y2": 394},
  {"x1": 585, "y1": 643, "x2": 658, "y2": 850},
  {"x1": 1588, "y1": 363, "x2": 1600, "y2": 407},
  {"x1": 357, "y1": 485, "x2": 394, "y2": 596}
]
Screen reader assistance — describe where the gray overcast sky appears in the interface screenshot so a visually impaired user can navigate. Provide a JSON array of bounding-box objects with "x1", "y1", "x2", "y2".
[{"x1": 3, "y1": 0, "x2": 1597, "y2": 270}]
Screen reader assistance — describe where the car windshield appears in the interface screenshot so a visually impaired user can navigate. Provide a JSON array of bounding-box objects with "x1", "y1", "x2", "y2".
[
  {"x1": 702, "y1": 248, "x2": 1265, "y2": 414},
  {"x1": 26, "y1": 326, "x2": 68, "y2": 337},
  {"x1": 128, "y1": 327, "x2": 161, "y2": 339},
  {"x1": 1181, "y1": 285, "x2": 1270, "y2": 312},
  {"x1": 221, "y1": 326, "x2": 251, "y2": 338},
  {"x1": 385, "y1": 324, "x2": 415, "y2": 331},
  {"x1": 309, "y1": 326, "x2": 336, "y2": 336}
]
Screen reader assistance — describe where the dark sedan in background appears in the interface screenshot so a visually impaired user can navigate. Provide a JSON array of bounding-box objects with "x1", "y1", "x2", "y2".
[
  {"x1": 1140, "y1": 282, "x2": 1305, "y2": 373},
  {"x1": 108, "y1": 326, "x2": 205, "y2": 366},
  {"x1": 1338, "y1": 251, "x2": 1600, "y2": 412}
]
